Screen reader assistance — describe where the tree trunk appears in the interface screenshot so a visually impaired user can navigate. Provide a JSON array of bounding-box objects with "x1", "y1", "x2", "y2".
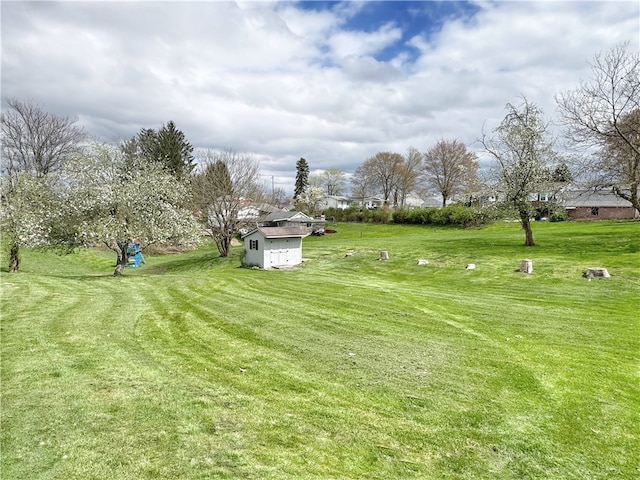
[
  {"x1": 614, "y1": 183, "x2": 640, "y2": 219},
  {"x1": 113, "y1": 242, "x2": 128, "y2": 276},
  {"x1": 630, "y1": 183, "x2": 639, "y2": 219},
  {"x1": 8, "y1": 241, "x2": 20, "y2": 273},
  {"x1": 220, "y1": 236, "x2": 231, "y2": 257},
  {"x1": 520, "y1": 211, "x2": 535, "y2": 246}
]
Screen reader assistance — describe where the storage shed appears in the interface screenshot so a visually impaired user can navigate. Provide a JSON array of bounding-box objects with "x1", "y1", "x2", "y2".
[{"x1": 242, "y1": 227, "x2": 308, "y2": 269}]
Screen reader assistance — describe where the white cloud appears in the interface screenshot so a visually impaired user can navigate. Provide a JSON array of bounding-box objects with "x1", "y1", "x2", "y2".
[{"x1": 2, "y1": 0, "x2": 638, "y2": 194}]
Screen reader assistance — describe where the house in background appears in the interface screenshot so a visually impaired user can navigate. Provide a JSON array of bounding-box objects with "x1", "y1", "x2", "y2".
[
  {"x1": 332, "y1": 196, "x2": 384, "y2": 210},
  {"x1": 261, "y1": 210, "x2": 313, "y2": 227},
  {"x1": 242, "y1": 227, "x2": 308, "y2": 269},
  {"x1": 259, "y1": 209, "x2": 326, "y2": 233},
  {"x1": 323, "y1": 194, "x2": 439, "y2": 210},
  {"x1": 560, "y1": 188, "x2": 638, "y2": 220},
  {"x1": 403, "y1": 195, "x2": 426, "y2": 208},
  {"x1": 324, "y1": 195, "x2": 352, "y2": 209},
  {"x1": 420, "y1": 195, "x2": 444, "y2": 208}
]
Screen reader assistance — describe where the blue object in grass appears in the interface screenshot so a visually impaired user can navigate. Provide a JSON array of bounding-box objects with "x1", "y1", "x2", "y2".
[{"x1": 126, "y1": 240, "x2": 146, "y2": 267}]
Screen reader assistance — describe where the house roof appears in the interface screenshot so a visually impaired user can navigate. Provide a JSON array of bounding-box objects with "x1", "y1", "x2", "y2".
[
  {"x1": 260, "y1": 209, "x2": 326, "y2": 224},
  {"x1": 262, "y1": 210, "x2": 310, "y2": 222},
  {"x1": 560, "y1": 189, "x2": 634, "y2": 208},
  {"x1": 242, "y1": 226, "x2": 309, "y2": 239},
  {"x1": 325, "y1": 195, "x2": 351, "y2": 201}
]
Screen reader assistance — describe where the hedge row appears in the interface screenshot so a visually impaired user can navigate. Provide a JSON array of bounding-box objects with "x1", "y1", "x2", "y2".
[
  {"x1": 322, "y1": 204, "x2": 498, "y2": 227},
  {"x1": 392, "y1": 204, "x2": 499, "y2": 227},
  {"x1": 323, "y1": 206, "x2": 392, "y2": 224}
]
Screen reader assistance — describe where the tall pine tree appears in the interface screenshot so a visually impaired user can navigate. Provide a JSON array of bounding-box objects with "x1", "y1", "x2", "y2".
[
  {"x1": 294, "y1": 157, "x2": 309, "y2": 199},
  {"x1": 156, "y1": 121, "x2": 195, "y2": 180},
  {"x1": 122, "y1": 121, "x2": 194, "y2": 180}
]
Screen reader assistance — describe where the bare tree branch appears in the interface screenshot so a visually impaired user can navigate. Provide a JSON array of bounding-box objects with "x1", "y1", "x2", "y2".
[
  {"x1": 192, "y1": 149, "x2": 266, "y2": 257},
  {"x1": 556, "y1": 43, "x2": 640, "y2": 212}
]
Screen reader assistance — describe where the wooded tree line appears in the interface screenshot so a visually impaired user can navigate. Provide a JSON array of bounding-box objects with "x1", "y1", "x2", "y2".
[
  {"x1": 2, "y1": 43, "x2": 638, "y2": 269},
  {"x1": 346, "y1": 142, "x2": 479, "y2": 209}
]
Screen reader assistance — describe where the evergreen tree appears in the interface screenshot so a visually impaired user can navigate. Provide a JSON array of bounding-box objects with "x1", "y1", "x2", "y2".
[
  {"x1": 552, "y1": 162, "x2": 573, "y2": 183},
  {"x1": 156, "y1": 121, "x2": 195, "y2": 180},
  {"x1": 294, "y1": 157, "x2": 309, "y2": 199},
  {"x1": 122, "y1": 121, "x2": 194, "y2": 180}
]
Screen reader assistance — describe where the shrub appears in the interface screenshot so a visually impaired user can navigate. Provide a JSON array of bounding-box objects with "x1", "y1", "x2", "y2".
[
  {"x1": 446, "y1": 204, "x2": 476, "y2": 226},
  {"x1": 392, "y1": 208, "x2": 411, "y2": 224},
  {"x1": 550, "y1": 210, "x2": 568, "y2": 222},
  {"x1": 406, "y1": 208, "x2": 438, "y2": 225},
  {"x1": 371, "y1": 207, "x2": 392, "y2": 224},
  {"x1": 328, "y1": 204, "x2": 499, "y2": 227}
]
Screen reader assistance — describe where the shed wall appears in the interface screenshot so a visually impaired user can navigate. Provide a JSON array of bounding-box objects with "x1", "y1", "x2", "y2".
[{"x1": 243, "y1": 232, "x2": 265, "y2": 268}]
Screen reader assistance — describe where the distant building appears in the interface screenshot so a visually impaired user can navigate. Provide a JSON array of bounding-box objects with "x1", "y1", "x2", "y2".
[
  {"x1": 560, "y1": 188, "x2": 638, "y2": 220},
  {"x1": 324, "y1": 195, "x2": 352, "y2": 209},
  {"x1": 323, "y1": 195, "x2": 385, "y2": 209},
  {"x1": 260, "y1": 210, "x2": 325, "y2": 230}
]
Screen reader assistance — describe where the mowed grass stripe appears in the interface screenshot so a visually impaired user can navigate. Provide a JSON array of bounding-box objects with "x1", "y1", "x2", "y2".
[{"x1": 130, "y1": 279, "x2": 457, "y2": 478}]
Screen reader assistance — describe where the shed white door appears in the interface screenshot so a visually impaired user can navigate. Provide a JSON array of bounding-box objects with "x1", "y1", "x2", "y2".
[{"x1": 269, "y1": 239, "x2": 291, "y2": 266}]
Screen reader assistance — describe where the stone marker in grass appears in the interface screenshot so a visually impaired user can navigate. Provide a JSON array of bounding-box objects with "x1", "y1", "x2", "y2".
[
  {"x1": 520, "y1": 259, "x2": 533, "y2": 274},
  {"x1": 583, "y1": 267, "x2": 610, "y2": 279}
]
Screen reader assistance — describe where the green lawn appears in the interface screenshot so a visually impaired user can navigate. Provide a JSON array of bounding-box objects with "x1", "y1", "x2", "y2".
[{"x1": 1, "y1": 220, "x2": 639, "y2": 479}]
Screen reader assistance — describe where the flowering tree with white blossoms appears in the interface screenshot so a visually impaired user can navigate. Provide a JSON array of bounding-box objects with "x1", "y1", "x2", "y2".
[
  {"x1": 0, "y1": 173, "x2": 63, "y2": 272},
  {"x1": 482, "y1": 98, "x2": 558, "y2": 247},
  {"x1": 296, "y1": 186, "x2": 325, "y2": 216},
  {"x1": 63, "y1": 142, "x2": 201, "y2": 275},
  {"x1": 1, "y1": 98, "x2": 85, "y2": 272}
]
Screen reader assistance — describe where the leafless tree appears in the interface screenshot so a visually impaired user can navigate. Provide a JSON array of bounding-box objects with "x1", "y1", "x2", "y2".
[
  {"x1": 308, "y1": 173, "x2": 323, "y2": 189},
  {"x1": 191, "y1": 149, "x2": 266, "y2": 257},
  {"x1": 556, "y1": 42, "x2": 640, "y2": 213},
  {"x1": 1, "y1": 98, "x2": 85, "y2": 189},
  {"x1": 394, "y1": 147, "x2": 422, "y2": 208},
  {"x1": 422, "y1": 139, "x2": 479, "y2": 207},
  {"x1": 351, "y1": 163, "x2": 375, "y2": 207},
  {"x1": 321, "y1": 168, "x2": 347, "y2": 196},
  {"x1": 482, "y1": 98, "x2": 557, "y2": 246},
  {"x1": 599, "y1": 109, "x2": 640, "y2": 203},
  {"x1": 360, "y1": 151, "x2": 405, "y2": 205},
  {"x1": 272, "y1": 187, "x2": 290, "y2": 209}
]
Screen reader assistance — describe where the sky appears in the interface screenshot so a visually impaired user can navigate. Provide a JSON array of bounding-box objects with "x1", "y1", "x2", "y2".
[{"x1": 2, "y1": 0, "x2": 639, "y2": 195}]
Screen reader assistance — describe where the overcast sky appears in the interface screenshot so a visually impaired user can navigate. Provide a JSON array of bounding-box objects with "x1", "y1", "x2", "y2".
[{"x1": 2, "y1": 0, "x2": 638, "y2": 194}]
